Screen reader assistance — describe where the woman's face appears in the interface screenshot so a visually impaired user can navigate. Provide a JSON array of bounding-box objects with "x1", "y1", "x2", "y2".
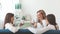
[
  {"x1": 37, "y1": 12, "x2": 43, "y2": 20},
  {"x1": 11, "y1": 16, "x2": 14, "y2": 24}
]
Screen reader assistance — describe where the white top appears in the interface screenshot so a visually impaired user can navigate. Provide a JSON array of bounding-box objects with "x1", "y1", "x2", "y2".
[
  {"x1": 5, "y1": 23, "x2": 20, "y2": 33},
  {"x1": 42, "y1": 20, "x2": 47, "y2": 27},
  {"x1": 37, "y1": 20, "x2": 47, "y2": 29},
  {"x1": 32, "y1": 18, "x2": 47, "y2": 28},
  {"x1": 28, "y1": 20, "x2": 45, "y2": 33},
  {"x1": 28, "y1": 24, "x2": 56, "y2": 34},
  {"x1": 37, "y1": 23, "x2": 43, "y2": 29},
  {"x1": 36, "y1": 24, "x2": 56, "y2": 34}
]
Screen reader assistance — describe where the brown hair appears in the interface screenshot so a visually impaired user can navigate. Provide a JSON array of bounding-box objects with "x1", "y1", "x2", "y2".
[
  {"x1": 4, "y1": 13, "x2": 14, "y2": 29},
  {"x1": 37, "y1": 10, "x2": 46, "y2": 19},
  {"x1": 47, "y1": 14, "x2": 58, "y2": 30},
  {"x1": 37, "y1": 10, "x2": 46, "y2": 25}
]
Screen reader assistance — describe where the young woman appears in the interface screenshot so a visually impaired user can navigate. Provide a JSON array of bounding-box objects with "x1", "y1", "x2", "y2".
[
  {"x1": 36, "y1": 14, "x2": 59, "y2": 34},
  {"x1": 4, "y1": 13, "x2": 20, "y2": 33},
  {"x1": 31, "y1": 10, "x2": 47, "y2": 28},
  {"x1": 28, "y1": 10, "x2": 47, "y2": 33}
]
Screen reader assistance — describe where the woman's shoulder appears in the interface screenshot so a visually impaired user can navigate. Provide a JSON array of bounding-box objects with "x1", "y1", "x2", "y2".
[
  {"x1": 5, "y1": 23, "x2": 12, "y2": 27},
  {"x1": 5, "y1": 23, "x2": 10, "y2": 25},
  {"x1": 47, "y1": 24, "x2": 56, "y2": 30},
  {"x1": 48, "y1": 24, "x2": 54, "y2": 27},
  {"x1": 5, "y1": 23, "x2": 11, "y2": 25}
]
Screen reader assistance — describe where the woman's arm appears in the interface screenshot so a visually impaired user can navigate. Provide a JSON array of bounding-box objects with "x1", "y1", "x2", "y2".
[
  {"x1": 31, "y1": 19, "x2": 37, "y2": 28},
  {"x1": 36, "y1": 25, "x2": 55, "y2": 34},
  {"x1": 34, "y1": 23, "x2": 37, "y2": 28},
  {"x1": 5, "y1": 23, "x2": 20, "y2": 33}
]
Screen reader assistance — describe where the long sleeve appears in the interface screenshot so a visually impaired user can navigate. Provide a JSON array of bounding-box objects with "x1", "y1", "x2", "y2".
[
  {"x1": 36, "y1": 25, "x2": 55, "y2": 34},
  {"x1": 5, "y1": 23, "x2": 20, "y2": 33}
]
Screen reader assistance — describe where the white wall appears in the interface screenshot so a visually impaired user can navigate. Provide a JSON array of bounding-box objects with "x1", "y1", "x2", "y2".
[
  {"x1": 0, "y1": 0, "x2": 15, "y2": 20},
  {"x1": 0, "y1": 0, "x2": 22, "y2": 29},
  {"x1": 0, "y1": 0, "x2": 15, "y2": 29},
  {"x1": 22, "y1": 0, "x2": 60, "y2": 28}
]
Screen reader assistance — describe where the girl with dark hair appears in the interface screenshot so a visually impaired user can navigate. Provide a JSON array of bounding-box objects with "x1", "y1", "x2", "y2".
[
  {"x1": 36, "y1": 14, "x2": 59, "y2": 34},
  {"x1": 46, "y1": 14, "x2": 59, "y2": 30},
  {"x1": 4, "y1": 13, "x2": 20, "y2": 33}
]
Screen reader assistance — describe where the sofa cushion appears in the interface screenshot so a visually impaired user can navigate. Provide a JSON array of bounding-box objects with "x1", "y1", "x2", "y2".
[
  {"x1": 15, "y1": 29, "x2": 34, "y2": 34},
  {"x1": 0, "y1": 29, "x2": 13, "y2": 34},
  {"x1": 43, "y1": 30, "x2": 60, "y2": 34}
]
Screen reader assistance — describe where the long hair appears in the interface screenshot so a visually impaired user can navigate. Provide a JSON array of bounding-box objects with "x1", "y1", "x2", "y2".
[
  {"x1": 47, "y1": 14, "x2": 57, "y2": 30},
  {"x1": 4, "y1": 13, "x2": 14, "y2": 29},
  {"x1": 37, "y1": 10, "x2": 46, "y2": 19},
  {"x1": 37, "y1": 10, "x2": 46, "y2": 25}
]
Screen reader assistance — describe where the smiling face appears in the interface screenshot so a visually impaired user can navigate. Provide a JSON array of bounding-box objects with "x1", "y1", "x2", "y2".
[
  {"x1": 37, "y1": 12, "x2": 43, "y2": 20},
  {"x1": 37, "y1": 10, "x2": 46, "y2": 20}
]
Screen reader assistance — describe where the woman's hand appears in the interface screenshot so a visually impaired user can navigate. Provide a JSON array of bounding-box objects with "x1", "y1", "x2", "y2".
[
  {"x1": 20, "y1": 20, "x2": 24, "y2": 27},
  {"x1": 20, "y1": 23, "x2": 24, "y2": 26},
  {"x1": 34, "y1": 23, "x2": 37, "y2": 28}
]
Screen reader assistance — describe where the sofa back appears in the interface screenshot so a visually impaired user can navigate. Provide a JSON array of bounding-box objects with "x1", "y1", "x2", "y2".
[{"x1": 0, "y1": 29, "x2": 60, "y2": 34}]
